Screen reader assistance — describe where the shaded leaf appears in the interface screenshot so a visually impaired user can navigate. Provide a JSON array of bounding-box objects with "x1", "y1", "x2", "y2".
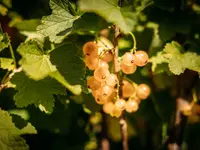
[
  {"x1": 79, "y1": 0, "x2": 137, "y2": 33},
  {"x1": 11, "y1": 72, "x2": 66, "y2": 113}
]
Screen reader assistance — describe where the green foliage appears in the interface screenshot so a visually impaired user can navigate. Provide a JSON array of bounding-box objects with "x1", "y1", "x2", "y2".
[
  {"x1": 0, "y1": 57, "x2": 14, "y2": 70},
  {"x1": 11, "y1": 72, "x2": 66, "y2": 113},
  {"x1": 17, "y1": 41, "x2": 56, "y2": 80},
  {"x1": 14, "y1": 19, "x2": 41, "y2": 31},
  {"x1": 0, "y1": 109, "x2": 36, "y2": 150},
  {"x1": 149, "y1": 41, "x2": 200, "y2": 75},
  {"x1": 50, "y1": 43, "x2": 85, "y2": 85},
  {"x1": 0, "y1": 31, "x2": 10, "y2": 52},
  {"x1": 37, "y1": 0, "x2": 80, "y2": 43},
  {"x1": 79, "y1": 0, "x2": 137, "y2": 34}
]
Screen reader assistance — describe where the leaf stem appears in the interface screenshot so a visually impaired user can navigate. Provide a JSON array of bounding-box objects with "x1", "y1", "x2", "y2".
[
  {"x1": 129, "y1": 32, "x2": 137, "y2": 53},
  {"x1": 9, "y1": 43, "x2": 17, "y2": 68}
]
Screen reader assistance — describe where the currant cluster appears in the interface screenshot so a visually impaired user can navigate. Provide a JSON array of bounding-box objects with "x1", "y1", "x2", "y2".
[{"x1": 83, "y1": 38, "x2": 151, "y2": 117}]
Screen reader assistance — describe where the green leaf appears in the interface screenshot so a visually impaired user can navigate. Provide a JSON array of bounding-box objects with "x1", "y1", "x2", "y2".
[
  {"x1": 149, "y1": 41, "x2": 200, "y2": 75},
  {"x1": 0, "y1": 4, "x2": 8, "y2": 16},
  {"x1": 163, "y1": 41, "x2": 182, "y2": 54},
  {"x1": 168, "y1": 56, "x2": 185, "y2": 75},
  {"x1": 0, "y1": 57, "x2": 14, "y2": 71},
  {"x1": 50, "y1": 43, "x2": 85, "y2": 85},
  {"x1": 37, "y1": 0, "x2": 80, "y2": 43},
  {"x1": 149, "y1": 52, "x2": 169, "y2": 72},
  {"x1": 0, "y1": 109, "x2": 36, "y2": 150},
  {"x1": 49, "y1": 71, "x2": 82, "y2": 95},
  {"x1": 14, "y1": 19, "x2": 41, "y2": 31},
  {"x1": 17, "y1": 41, "x2": 56, "y2": 80},
  {"x1": 79, "y1": 0, "x2": 137, "y2": 33},
  {"x1": 11, "y1": 72, "x2": 66, "y2": 113},
  {"x1": 0, "y1": 32, "x2": 10, "y2": 52}
]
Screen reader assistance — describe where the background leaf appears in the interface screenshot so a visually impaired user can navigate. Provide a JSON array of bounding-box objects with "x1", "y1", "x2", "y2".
[{"x1": 11, "y1": 72, "x2": 66, "y2": 113}]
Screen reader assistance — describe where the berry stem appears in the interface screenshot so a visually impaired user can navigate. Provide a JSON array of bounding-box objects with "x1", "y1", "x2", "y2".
[
  {"x1": 113, "y1": 25, "x2": 129, "y2": 150},
  {"x1": 129, "y1": 32, "x2": 137, "y2": 53}
]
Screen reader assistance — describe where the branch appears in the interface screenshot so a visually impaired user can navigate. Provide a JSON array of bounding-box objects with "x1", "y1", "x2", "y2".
[
  {"x1": 101, "y1": 111, "x2": 110, "y2": 150},
  {"x1": 113, "y1": 25, "x2": 129, "y2": 150},
  {"x1": 167, "y1": 70, "x2": 198, "y2": 150},
  {"x1": 0, "y1": 67, "x2": 22, "y2": 92}
]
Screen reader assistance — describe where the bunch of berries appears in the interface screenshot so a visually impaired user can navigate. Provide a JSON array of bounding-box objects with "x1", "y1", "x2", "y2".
[{"x1": 83, "y1": 38, "x2": 150, "y2": 117}]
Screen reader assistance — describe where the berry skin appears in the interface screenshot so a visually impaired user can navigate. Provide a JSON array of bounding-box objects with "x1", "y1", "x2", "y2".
[
  {"x1": 87, "y1": 76, "x2": 101, "y2": 91},
  {"x1": 134, "y1": 50, "x2": 148, "y2": 66},
  {"x1": 121, "y1": 63, "x2": 137, "y2": 74},
  {"x1": 83, "y1": 41, "x2": 98, "y2": 57},
  {"x1": 98, "y1": 60, "x2": 109, "y2": 69},
  {"x1": 102, "y1": 51, "x2": 113, "y2": 62},
  {"x1": 94, "y1": 66, "x2": 110, "y2": 82},
  {"x1": 85, "y1": 55, "x2": 98, "y2": 70},
  {"x1": 128, "y1": 96, "x2": 141, "y2": 104},
  {"x1": 105, "y1": 74, "x2": 118, "y2": 87},
  {"x1": 125, "y1": 100, "x2": 138, "y2": 113},
  {"x1": 95, "y1": 91, "x2": 109, "y2": 105},
  {"x1": 136, "y1": 84, "x2": 151, "y2": 100},
  {"x1": 103, "y1": 102, "x2": 114, "y2": 114},
  {"x1": 122, "y1": 80, "x2": 135, "y2": 98},
  {"x1": 110, "y1": 105, "x2": 122, "y2": 117},
  {"x1": 98, "y1": 84, "x2": 113, "y2": 97},
  {"x1": 115, "y1": 99, "x2": 126, "y2": 110},
  {"x1": 122, "y1": 52, "x2": 135, "y2": 66}
]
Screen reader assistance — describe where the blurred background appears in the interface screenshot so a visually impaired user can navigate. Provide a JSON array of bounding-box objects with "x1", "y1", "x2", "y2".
[{"x1": 1, "y1": 0, "x2": 200, "y2": 150}]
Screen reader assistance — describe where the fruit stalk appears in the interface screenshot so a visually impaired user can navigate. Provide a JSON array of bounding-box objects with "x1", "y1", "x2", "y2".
[{"x1": 113, "y1": 25, "x2": 129, "y2": 150}]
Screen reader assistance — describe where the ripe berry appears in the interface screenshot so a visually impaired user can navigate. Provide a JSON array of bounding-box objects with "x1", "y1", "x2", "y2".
[
  {"x1": 129, "y1": 96, "x2": 141, "y2": 104},
  {"x1": 87, "y1": 76, "x2": 101, "y2": 91},
  {"x1": 94, "y1": 66, "x2": 110, "y2": 82},
  {"x1": 122, "y1": 52, "x2": 135, "y2": 66},
  {"x1": 102, "y1": 51, "x2": 113, "y2": 62},
  {"x1": 103, "y1": 102, "x2": 114, "y2": 114},
  {"x1": 105, "y1": 74, "x2": 118, "y2": 87},
  {"x1": 122, "y1": 80, "x2": 135, "y2": 98},
  {"x1": 83, "y1": 41, "x2": 98, "y2": 57},
  {"x1": 95, "y1": 91, "x2": 109, "y2": 105},
  {"x1": 98, "y1": 60, "x2": 109, "y2": 69},
  {"x1": 111, "y1": 105, "x2": 122, "y2": 117},
  {"x1": 134, "y1": 50, "x2": 148, "y2": 66},
  {"x1": 125, "y1": 100, "x2": 138, "y2": 113},
  {"x1": 121, "y1": 63, "x2": 137, "y2": 74},
  {"x1": 115, "y1": 99, "x2": 126, "y2": 110},
  {"x1": 85, "y1": 55, "x2": 98, "y2": 70},
  {"x1": 136, "y1": 84, "x2": 151, "y2": 100},
  {"x1": 98, "y1": 84, "x2": 113, "y2": 97}
]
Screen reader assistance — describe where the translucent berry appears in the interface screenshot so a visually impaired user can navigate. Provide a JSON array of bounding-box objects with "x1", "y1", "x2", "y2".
[
  {"x1": 102, "y1": 51, "x2": 113, "y2": 62},
  {"x1": 115, "y1": 99, "x2": 126, "y2": 110},
  {"x1": 121, "y1": 63, "x2": 137, "y2": 74},
  {"x1": 103, "y1": 102, "x2": 114, "y2": 114},
  {"x1": 129, "y1": 96, "x2": 141, "y2": 104},
  {"x1": 122, "y1": 80, "x2": 135, "y2": 98},
  {"x1": 85, "y1": 55, "x2": 98, "y2": 70},
  {"x1": 87, "y1": 76, "x2": 101, "y2": 91},
  {"x1": 95, "y1": 91, "x2": 109, "y2": 105},
  {"x1": 122, "y1": 52, "x2": 135, "y2": 66},
  {"x1": 136, "y1": 84, "x2": 151, "y2": 100},
  {"x1": 98, "y1": 60, "x2": 109, "y2": 69},
  {"x1": 134, "y1": 50, "x2": 148, "y2": 66},
  {"x1": 83, "y1": 41, "x2": 98, "y2": 57},
  {"x1": 125, "y1": 100, "x2": 138, "y2": 113},
  {"x1": 94, "y1": 66, "x2": 110, "y2": 82},
  {"x1": 98, "y1": 84, "x2": 113, "y2": 97},
  {"x1": 111, "y1": 105, "x2": 122, "y2": 117},
  {"x1": 105, "y1": 74, "x2": 118, "y2": 87}
]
